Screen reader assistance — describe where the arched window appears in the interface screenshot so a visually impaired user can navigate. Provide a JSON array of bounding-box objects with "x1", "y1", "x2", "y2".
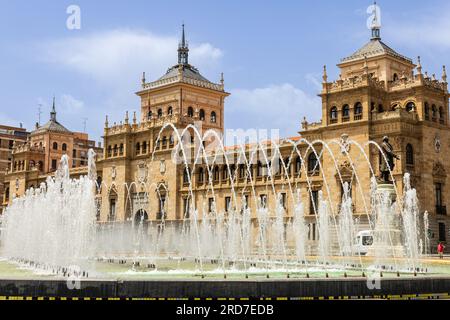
[
  {"x1": 142, "y1": 141, "x2": 147, "y2": 153},
  {"x1": 284, "y1": 157, "x2": 291, "y2": 175},
  {"x1": 107, "y1": 145, "x2": 112, "y2": 157},
  {"x1": 222, "y1": 166, "x2": 228, "y2": 180},
  {"x1": 157, "y1": 108, "x2": 163, "y2": 118},
  {"x1": 432, "y1": 104, "x2": 437, "y2": 120},
  {"x1": 330, "y1": 107, "x2": 338, "y2": 121},
  {"x1": 113, "y1": 144, "x2": 118, "y2": 156},
  {"x1": 393, "y1": 73, "x2": 399, "y2": 81},
  {"x1": 4, "y1": 187, "x2": 9, "y2": 202},
  {"x1": 405, "y1": 102, "x2": 415, "y2": 112},
  {"x1": 136, "y1": 142, "x2": 141, "y2": 154},
  {"x1": 199, "y1": 109, "x2": 205, "y2": 121},
  {"x1": 378, "y1": 104, "x2": 384, "y2": 113},
  {"x1": 354, "y1": 102, "x2": 363, "y2": 115},
  {"x1": 295, "y1": 156, "x2": 302, "y2": 174},
  {"x1": 391, "y1": 104, "x2": 399, "y2": 111},
  {"x1": 214, "y1": 166, "x2": 220, "y2": 181},
  {"x1": 119, "y1": 143, "x2": 124, "y2": 155},
  {"x1": 406, "y1": 144, "x2": 414, "y2": 166},
  {"x1": 239, "y1": 164, "x2": 246, "y2": 179},
  {"x1": 52, "y1": 142, "x2": 58, "y2": 150},
  {"x1": 308, "y1": 152, "x2": 319, "y2": 173},
  {"x1": 439, "y1": 106, "x2": 444, "y2": 123},
  {"x1": 167, "y1": 106, "x2": 173, "y2": 115},
  {"x1": 257, "y1": 161, "x2": 263, "y2": 177},
  {"x1": 211, "y1": 111, "x2": 217, "y2": 123},
  {"x1": 183, "y1": 167, "x2": 190, "y2": 184},
  {"x1": 62, "y1": 143, "x2": 67, "y2": 151},
  {"x1": 198, "y1": 167, "x2": 204, "y2": 183},
  {"x1": 187, "y1": 106, "x2": 194, "y2": 117},
  {"x1": 342, "y1": 104, "x2": 350, "y2": 118},
  {"x1": 147, "y1": 110, "x2": 152, "y2": 120},
  {"x1": 424, "y1": 102, "x2": 430, "y2": 120}
]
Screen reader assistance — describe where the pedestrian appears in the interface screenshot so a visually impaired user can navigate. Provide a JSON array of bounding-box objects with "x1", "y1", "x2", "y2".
[{"x1": 437, "y1": 242, "x2": 445, "y2": 259}]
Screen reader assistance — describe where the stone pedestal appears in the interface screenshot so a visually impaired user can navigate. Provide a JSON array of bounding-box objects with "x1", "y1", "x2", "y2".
[{"x1": 366, "y1": 183, "x2": 404, "y2": 258}]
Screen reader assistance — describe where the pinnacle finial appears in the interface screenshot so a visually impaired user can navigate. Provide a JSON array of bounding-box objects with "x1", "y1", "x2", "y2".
[
  {"x1": 417, "y1": 56, "x2": 422, "y2": 75},
  {"x1": 125, "y1": 111, "x2": 129, "y2": 124},
  {"x1": 322, "y1": 65, "x2": 327, "y2": 83},
  {"x1": 220, "y1": 72, "x2": 224, "y2": 85},
  {"x1": 105, "y1": 115, "x2": 109, "y2": 128},
  {"x1": 141, "y1": 72, "x2": 146, "y2": 86},
  {"x1": 442, "y1": 65, "x2": 447, "y2": 82},
  {"x1": 133, "y1": 111, "x2": 137, "y2": 124}
]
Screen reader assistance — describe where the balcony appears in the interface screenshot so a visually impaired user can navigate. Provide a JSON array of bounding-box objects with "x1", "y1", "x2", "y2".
[{"x1": 436, "y1": 205, "x2": 447, "y2": 215}]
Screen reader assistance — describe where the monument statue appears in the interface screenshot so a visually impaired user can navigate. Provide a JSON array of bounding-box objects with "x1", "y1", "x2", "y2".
[{"x1": 379, "y1": 136, "x2": 399, "y2": 183}]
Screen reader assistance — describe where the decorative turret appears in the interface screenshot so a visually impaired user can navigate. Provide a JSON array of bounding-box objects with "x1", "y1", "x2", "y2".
[
  {"x1": 105, "y1": 115, "x2": 109, "y2": 128},
  {"x1": 125, "y1": 111, "x2": 129, "y2": 125}
]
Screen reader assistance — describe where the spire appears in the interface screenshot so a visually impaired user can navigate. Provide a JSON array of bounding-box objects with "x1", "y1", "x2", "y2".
[
  {"x1": 322, "y1": 65, "x2": 327, "y2": 83},
  {"x1": 50, "y1": 96, "x2": 57, "y2": 121},
  {"x1": 178, "y1": 24, "x2": 189, "y2": 65},
  {"x1": 370, "y1": 1, "x2": 381, "y2": 40}
]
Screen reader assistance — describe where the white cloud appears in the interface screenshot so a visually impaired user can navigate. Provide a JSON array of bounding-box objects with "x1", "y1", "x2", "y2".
[
  {"x1": 226, "y1": 83, "x2": 321, "y2": 139},
  {"x1": 59, "y1": 94, "x2": 85, "y2": 114},
  {"x1": 40, "y1": 29, "x2": 223, "y2": 86},
  {"x1": 385, "y1": 8, "x2": 450, "y2": 50}
]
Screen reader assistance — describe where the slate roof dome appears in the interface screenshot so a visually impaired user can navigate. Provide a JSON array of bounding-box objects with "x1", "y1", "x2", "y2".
[
  {"x1": 31, "y1": 97, "x2": 71, "y2": 135},
  {"x1": 341, "y1": 39, "x2": 412, "y2": 64}
]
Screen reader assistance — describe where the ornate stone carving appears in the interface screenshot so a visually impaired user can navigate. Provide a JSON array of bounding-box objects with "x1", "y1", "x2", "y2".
[
  {"x1": 136, "y1": 161, "x2": 148, "y2": 183},
  {"x1": 111, "y1": 165, "x2": 116, "y2": 181},
  {"x1": 432, "y1": 162, "x2": 446, "y2": 178},
  {"x1": 340, "y1": 133, "x2": 350, "y2": 154},
  {"x1": 160, "y1": 160, "x2": 166, "y2": 174},
  {"x1": 336, "y1": 160, "x2": 353, "y2": 179},
  {"x1": 434, "y1": 134, "x2": 441, "y2": 153}
]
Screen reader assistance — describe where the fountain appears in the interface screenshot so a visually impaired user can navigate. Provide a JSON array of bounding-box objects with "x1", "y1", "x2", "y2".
[{"x1": 0, "y1": 134, "x2": 443, "y2": 281}]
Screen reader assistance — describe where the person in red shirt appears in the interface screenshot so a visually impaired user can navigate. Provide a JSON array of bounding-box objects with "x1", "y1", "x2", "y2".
[{"x1": 437, "y1": 242, "x2": 445, "y2": 259}]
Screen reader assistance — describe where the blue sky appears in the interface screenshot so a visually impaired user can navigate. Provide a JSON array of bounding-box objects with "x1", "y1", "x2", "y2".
[{"x1": 0, "y1": 0, "x2": 449, "y2": 141}]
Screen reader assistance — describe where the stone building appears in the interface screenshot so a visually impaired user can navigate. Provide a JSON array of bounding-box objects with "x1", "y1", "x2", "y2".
[
  {"x1": 98, "y1": 23, "x2": 449, "y2": 252},
  {"x1": 3, "y1": 98, "x2": 102, "y2": 203},
  {"x1": 0, "y1": 124, "x2": 28, "y2": 214},
  {"x1": 3, "y1": 21, "x2": 449, "y2": 252}
]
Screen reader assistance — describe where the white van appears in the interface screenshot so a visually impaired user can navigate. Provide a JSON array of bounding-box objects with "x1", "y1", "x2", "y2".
[{"x1": 353, "y1": 230, "x2": 374, "y2": 255}]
